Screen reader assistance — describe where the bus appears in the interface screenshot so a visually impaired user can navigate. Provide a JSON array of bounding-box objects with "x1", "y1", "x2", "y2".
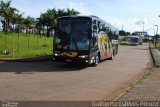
[
  {"x1": 53, "y1": 16, "x2": 119, "y2": 66},
  {"x1": 125, "y1": 35, "x2": 143, "y2": 45}
]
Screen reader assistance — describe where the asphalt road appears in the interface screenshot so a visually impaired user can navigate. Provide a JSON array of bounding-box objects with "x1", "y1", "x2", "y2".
[{"x1": 0, "y1": 44, "x2": 151, "y2": 101}]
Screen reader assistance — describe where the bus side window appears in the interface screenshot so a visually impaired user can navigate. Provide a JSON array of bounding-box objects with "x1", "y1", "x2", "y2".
[
  {"x1": 93, "y1": 20, "x2": 98, "y2": 33},
  {"x1": 93, "y1": 32, "x2": 98, "y2": 47},
  {"x1": 93, "y1": 20, "x2": 98, "y2": 47},
  {"x1": 105, "y1": 27, "x2": 110, "y2": 35},
  {"x1": 93, "y1": 20, "x2": 96, "y2": 25},
  {"x1": 98, "y1": 21, "x2": 103, "y2": 31},
  {"x1": 102, "y1": 24, "x2": 106, "y2": 32},
  {"x1": 108, "y1": 29, "x2": 113, "y2": 37}
]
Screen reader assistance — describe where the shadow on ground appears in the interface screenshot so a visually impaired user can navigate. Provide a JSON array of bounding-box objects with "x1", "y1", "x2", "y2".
[{"x1": 0, "y1": 60, "x2": 88, "y2": 74}]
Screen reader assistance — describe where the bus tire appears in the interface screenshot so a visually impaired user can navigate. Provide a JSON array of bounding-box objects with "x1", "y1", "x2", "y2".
[
  {"x1": 109, "y1": 50, "x2": 114, "y2": 60},
  {"x1": 93, "y1": 54, "x2": 99, "y2": 66}
]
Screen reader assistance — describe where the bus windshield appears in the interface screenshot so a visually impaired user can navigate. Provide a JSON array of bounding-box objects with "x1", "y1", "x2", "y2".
[
  {"x1": 131, "y1": 37, "x2": 139, "y2": 43},
  {"x1": 55, "y1": 19, "x2": 91, "y2": 51}
]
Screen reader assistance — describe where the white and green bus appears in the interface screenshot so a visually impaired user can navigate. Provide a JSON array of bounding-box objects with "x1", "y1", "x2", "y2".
[{"x1": 125, "y1": 35, "x2": 143, "y2": 45}]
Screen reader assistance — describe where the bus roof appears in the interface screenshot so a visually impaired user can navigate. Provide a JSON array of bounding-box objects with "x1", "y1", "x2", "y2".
[
  {"x1": 127, "y1": 36, "x2": 139, "y2": 38},
  {"x1": 59, "y1": 15, "x2": 119, "y2": 31},
  {"x1": 59, "y1": 15, "x2": 98, "y2": 19}
]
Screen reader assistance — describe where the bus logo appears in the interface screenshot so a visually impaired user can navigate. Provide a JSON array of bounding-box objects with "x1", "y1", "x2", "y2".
[{"x1": 61, "y1": 52, "x2": 77, "y2": 57}]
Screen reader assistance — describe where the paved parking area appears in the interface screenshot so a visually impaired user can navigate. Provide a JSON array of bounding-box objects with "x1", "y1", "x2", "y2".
[{"x1": 0, "y1": 45, "x2": 151, "y2": 101}]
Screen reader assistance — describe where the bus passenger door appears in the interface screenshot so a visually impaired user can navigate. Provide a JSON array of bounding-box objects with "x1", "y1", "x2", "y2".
[{"x1": 89, "y1": 20, "x2": 99, "y2": 64}]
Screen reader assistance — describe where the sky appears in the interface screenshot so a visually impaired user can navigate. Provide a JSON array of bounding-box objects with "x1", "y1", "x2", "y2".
[{"x1": 2, "y1": 0, "x2": 160, "y2": 35}]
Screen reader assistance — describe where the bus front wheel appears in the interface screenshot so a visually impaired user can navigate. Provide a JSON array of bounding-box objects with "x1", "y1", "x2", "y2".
[{"x1": 93, "y1": 54, "x2": 99, "y2": 66}]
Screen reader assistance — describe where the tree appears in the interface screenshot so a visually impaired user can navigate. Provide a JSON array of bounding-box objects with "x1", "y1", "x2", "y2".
[
  {"x1": 36, "y1": 8, "x2": 80, "y2": 37},
  {"x1": 119, "y1": 30, "x2": 126, "y2": 36},
  {"x1": 57, "y1": 9, "x2": 67, "y2": 17},
  {"x1": 126, "y1": 32, "x2": 131, "y2": 35},
  {"x1": 24, "y1": 16, "x2": 35, "y2": 34},
  {"x1": 0, "y1": 0, "x2": 12, "y2": 32},
  {"x1": 0, "y1": 0, "x2": 18, "y2": 32},
  {"x1": 154, "y1": 34, "x2": 160, "y2": 47},
  {"x1": 35, "y1": 18, "x2": 42, "y2": 35},
  {"x1": 24, "y1": 16, "x2": 35, "y2": 48},
  {"x1": 0, "y1": 0, "x2": 11, "y2": 51},
  {"x1": 15, "y1": 13, "x2": 24, "y2": 32},
  {"x1": 44, "y1": 9, "x2": 55, "y2": 37},
  {"x1": 38, "y1": 9, "x2": 57, "y2": 37},
  {"x1": 16, "y1": 13, "x2": 24, "y2": 50},
  {"x1": 66, "y1": 8, "x2": 80, "y2": 15},
  {"x1": 38, "y1": 13, "x2": 47, "y2": 35},
  {"x1": 132, "y1": 32, "x2": 139, "y2": 35}
]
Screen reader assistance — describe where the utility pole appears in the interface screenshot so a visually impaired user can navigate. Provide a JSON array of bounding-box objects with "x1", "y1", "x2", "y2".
[
  {"x1": 155, "y1": 25, "x2": 158, "y2": 47},
  {"x1": 152, "y1": 29, "x2": 155, "y2": 36},
  {"x1": 143, "y1": 22, "x2": 144, "y2": 32},
  {"x1": 122, "y1": 25, "x2": 124, "y2": 31}
]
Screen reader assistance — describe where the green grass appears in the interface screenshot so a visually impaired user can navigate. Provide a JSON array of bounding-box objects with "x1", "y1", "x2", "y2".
[
  {"x1": 119, "y1": 40, "x2": 129, "y2": 45},
  {"x1": 0, "y1": 32, "x2": 53, "y2": 58},
  {"x1": 156, "y1": 43, "x2": 160, "y2": 50}
]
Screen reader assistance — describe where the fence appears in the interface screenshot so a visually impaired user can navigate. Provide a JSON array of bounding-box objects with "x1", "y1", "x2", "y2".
[{"x1": 0, "y1": 32, "x2": 53, "y2": 58}]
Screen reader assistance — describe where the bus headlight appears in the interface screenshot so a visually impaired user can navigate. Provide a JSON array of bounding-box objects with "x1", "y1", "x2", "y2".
[
  {"x1": 54, "y1": 53, "x2": 60, "y2": 56},
  {"x1": 54, "y1": 51, "x2": 60, "y2": 56},
  {"x1": 79, "y1": 55, "x2": 89, "y2": 58}
]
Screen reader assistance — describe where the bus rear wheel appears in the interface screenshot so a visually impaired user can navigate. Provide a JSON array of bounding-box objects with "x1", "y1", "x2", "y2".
[{"x1": 109, "y1": 50, "x2": 114, "y2": 60}]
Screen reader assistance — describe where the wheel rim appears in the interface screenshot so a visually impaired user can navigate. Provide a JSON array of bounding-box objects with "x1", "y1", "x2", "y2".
[
  {"x1": 95, "y1": 55, "x2": 99, "y2": 65},
  {"x1": 112, "y1": 53, "x2": 114, "y2": 59}
]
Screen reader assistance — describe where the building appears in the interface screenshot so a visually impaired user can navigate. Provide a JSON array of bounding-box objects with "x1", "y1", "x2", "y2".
[{"x1": 133, "y1": 31, "x2": 148, "y2": 36}]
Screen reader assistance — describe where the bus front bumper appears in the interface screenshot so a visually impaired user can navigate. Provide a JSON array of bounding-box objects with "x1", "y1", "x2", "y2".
[{"x1": 53, "y1": 55, "x2": 89, "y2": 63}]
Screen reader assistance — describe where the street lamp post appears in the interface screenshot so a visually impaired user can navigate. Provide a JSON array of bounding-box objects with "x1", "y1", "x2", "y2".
[
  {"x1": 155, "y1": 25, "x2": 158, "y2": 47},
  {"x1": 152, "y1": 29, "x2": 155, "y2": 36},
  {"x1": 143, "y1": 21, "x2": 145, "y2": 33}
]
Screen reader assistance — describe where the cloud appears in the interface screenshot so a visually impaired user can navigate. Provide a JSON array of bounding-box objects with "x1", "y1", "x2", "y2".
[
  {"x1": 11, "y1": 0, "x2": 92, "y2": 18},
  {"x1": 135, "y1": 18, "x2": 147, "y2": 25},
  {"x1": 100, "y1": 16, "x2": 134, "y2": 31},
  {"x1": 145, "y1": 27, "x2": 155, "y2": 31},
  {"x1": 53, "y1": 1, "x2": 92, "y2": 15},
  {"x1": 11, "y1": 0, "x2": 48, "y2": 18},
  {"x1": 99, "y1": 16, "x2": 152, "y2": 34},
  {"x1": 8, "y1": 0, "x2": 158, "y2": 35},
  {"x1": 135, "y1": 20, "x2": 144, "y2": 25}
]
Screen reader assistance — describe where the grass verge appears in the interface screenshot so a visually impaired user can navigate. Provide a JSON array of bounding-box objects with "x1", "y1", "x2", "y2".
[{"x1": 0, "y1": 32, "x2": 53, "y2": 58}]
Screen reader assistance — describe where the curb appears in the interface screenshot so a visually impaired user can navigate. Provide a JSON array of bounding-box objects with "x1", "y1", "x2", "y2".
[
  {"x1": 149, "y1": 43, "x2": 160, "y2": 67},
  {"x1": 0, "y1": 55, "x2": 53, "y2": 62},
  {"x1": 1, "y1": 44, "x2": 159, "y2": 64}
]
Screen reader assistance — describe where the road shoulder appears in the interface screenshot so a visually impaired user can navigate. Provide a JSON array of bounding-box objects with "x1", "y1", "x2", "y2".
[
  {"x1": 117, "y1": 44, "x2": 160, "y2": 101},
  {"x1": 119, "y1": 68, "x2": 160, "y2": 101}
]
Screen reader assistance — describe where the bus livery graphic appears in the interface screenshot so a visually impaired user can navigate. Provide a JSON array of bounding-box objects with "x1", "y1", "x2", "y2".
[
  {"x1": 60, "y1": 52, "x2": 77, "y2": 57},
  {"x1": 98, "y1": 31, "x2": 112, "y2": 60}
]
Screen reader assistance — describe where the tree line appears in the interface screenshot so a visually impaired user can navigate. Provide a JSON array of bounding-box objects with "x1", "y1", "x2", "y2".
[{"x1": 0, "y1": 0, "x2": 80, "y2": 37}]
